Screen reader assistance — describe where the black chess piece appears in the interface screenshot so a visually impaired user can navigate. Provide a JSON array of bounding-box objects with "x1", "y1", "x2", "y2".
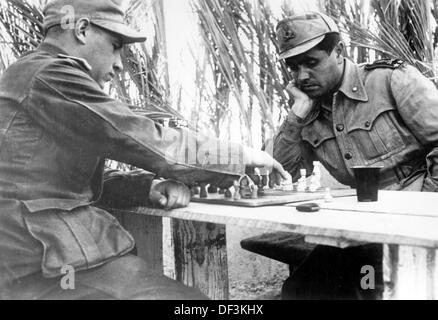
[
  {"x1": 218, "y1": 188, "x2": 226, "y2": 195},
  {"x1": 224, "y1": 189, "x2": 232, "y2": 198},
  {"x1": 208, "y1": 185, "x2": 218, "y2": 193},
  {"x1": 193, "y1": 186, "x2": 200, "y2": 195},
  {"x1": 239, "y1": 177, "x2": 252, "y2": 199},
  {"x1": 200, "y1": 183, "x2": 208, "y2": 198},
  {"x1": 261, "y1": 175, "x2": 268, "y2": 187},
  {"x1": 252, "y1": 174, "x2": 261, "y2": 186}
]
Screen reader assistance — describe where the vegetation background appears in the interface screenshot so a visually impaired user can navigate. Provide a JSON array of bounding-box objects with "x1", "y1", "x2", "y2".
[{"x1": 1, "y1": 0, "x2": 437, "y2": 299}]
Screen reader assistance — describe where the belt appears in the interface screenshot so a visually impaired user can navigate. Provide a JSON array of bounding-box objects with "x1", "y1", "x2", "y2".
[{"x1": 379, "y1": 161, "x2": 427, "y2": 188}]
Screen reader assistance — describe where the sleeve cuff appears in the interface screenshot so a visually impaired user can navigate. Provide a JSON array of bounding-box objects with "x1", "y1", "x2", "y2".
[{"x1": 422, "y1": 176, "x2": 438, "y2": 192}]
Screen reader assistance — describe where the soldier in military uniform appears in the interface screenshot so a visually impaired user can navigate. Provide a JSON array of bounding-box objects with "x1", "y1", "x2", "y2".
[
  {"x1": 273, "y1": 12, "x2": 438, "y2": 299},
  {"x1": 0, "y1": 0, "x2": 288, "y2": 299}
]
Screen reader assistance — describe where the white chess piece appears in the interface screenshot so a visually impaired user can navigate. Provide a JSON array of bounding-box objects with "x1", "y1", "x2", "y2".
[
  {"x1": 309, "y1": 161, "x2": 322, "y2": 192},
  {"x1": 297, "y1": 169, "x2": 307, "y2": 192},
  {"x1": 324, "y1": 187, "x2": 334, "y2": 202},
  {"x1": 281, "y1": 172, "x2": 293, "y2": 191},
  {"x1": 233, "y1": 180, "x2": 241, "y2": 200}
]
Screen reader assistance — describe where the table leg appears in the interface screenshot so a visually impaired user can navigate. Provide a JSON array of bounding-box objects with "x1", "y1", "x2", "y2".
[
  {"x1": 172, "y1": 219, "x2": 229, "y2": 300},
  {"x1": 383, "y1": 244, "x2": 438, "y2": 299},
  {"x1": 110, "y1": 210, "x2": 163, "y2": 273}
]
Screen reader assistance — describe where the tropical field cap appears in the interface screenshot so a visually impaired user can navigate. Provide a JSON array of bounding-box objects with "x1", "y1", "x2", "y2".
[
  {"x1": 43, "y1": 0, "x2": 146, "y2": 44},
  {"x1": 276, "y1": 11, "x2": 339, "y2": 60}
]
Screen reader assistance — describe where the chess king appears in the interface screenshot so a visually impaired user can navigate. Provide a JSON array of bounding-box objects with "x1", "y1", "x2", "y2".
[{"x1": 273, "y1": 11, "x2": 438, "y2": 299}]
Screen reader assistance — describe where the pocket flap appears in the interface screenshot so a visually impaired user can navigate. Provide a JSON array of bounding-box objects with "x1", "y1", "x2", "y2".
[
  {"x1": 22, "y1": 198, "x2": 90, "y2": 213},
  {"x1": 23, "y1": 206, "x2": 135, "y2": 278},
  {"x1": 348, "y1": 104, "x2": 395, "y2": 132},
  {"x1": 302, "y1": 122, "x2": 336, "y2": 148}
]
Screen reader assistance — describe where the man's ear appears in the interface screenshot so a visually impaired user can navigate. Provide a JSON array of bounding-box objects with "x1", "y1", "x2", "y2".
[
  {"x1": 335, "y1": 41, "x2": 345, "y2": 63},
  {"x1": 74, "y1": 18, "x2": 91, "y2": 45}
]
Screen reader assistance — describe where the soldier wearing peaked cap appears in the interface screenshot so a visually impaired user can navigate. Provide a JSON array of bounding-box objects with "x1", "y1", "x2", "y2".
[
  {"x1": 0, "y1": 0, "x2": 288, "y2": 299},
  {"x1": 271, "y1": 11, "x2": 438, "y2": 300}
]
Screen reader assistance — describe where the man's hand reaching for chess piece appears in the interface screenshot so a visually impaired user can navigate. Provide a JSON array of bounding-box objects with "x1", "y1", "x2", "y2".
[
  {"x1": 243, "y1": 147, "x2": 291, "y2": 187},
  {"x1": 149, "y1": 179, "x2": 191, "y2": 210}
]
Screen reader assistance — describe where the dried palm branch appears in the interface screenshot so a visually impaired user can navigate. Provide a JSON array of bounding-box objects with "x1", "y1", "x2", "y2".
[
  {"x1": 326, "y1": 0, "x2": 436, "y2": 78},
  {"x1": 194, "y1": 0, "x2": 293, "y2": 146},
  {"x1": 0, "y1": 0, "x2": 44, "y2": 56}
]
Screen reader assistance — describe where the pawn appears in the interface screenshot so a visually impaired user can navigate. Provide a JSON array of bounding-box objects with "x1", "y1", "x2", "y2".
[
  {"x1": 324, "y1": 187, "x2": 334, "y2": 202},
  {"x1": 233, "y1": 181, "x2": 241, "y2": 200},
  {"x1": 257, "y1": 184, "x2": 265, "y2": 196},
  {"x1": 224, "y1": 189, "x2": 232, "y2": 198},
  {"x1": 234, "y1": 188, "x2": 241, "y2": 200},
  {"x1": 193, "y1": 186, "x2": 200, "y2": 195},
  {"x1": 200, "y1": 183, "x2": 208, "y2": 198},
  {"x1": 297, "y1": 169, "x2": 307, "y2": 192},
  {"x1": 251, "y1": 185, "x2": 258, "y2": 199},
  {"x1": 219, "y1": 188, "x2": 226, "y2": 195}
]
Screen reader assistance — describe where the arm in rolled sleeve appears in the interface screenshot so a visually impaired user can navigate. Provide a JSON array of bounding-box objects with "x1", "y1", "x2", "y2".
[
  {"x1": 273, "y1": 113, "x2": 316, "y2": 182},
  {"x1": 391, "y1": 65, "x2": 438, "y2": 192},
  {"x1": 24, "y1": 59, "x2": 244, "y2": 188}
]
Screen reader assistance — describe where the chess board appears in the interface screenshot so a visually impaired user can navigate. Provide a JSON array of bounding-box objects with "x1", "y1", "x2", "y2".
[{"x1": 191, "y1": 188, "x2": 356, "y2": 207}]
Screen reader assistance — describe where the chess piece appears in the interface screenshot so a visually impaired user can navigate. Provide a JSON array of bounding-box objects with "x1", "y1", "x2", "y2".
[
  {"x1": 281, "y1": 172, "x2": 293, "y2": 192},
  {"x1": 193, "y1": 185, "x2": 200, "y2": 195},
  {"x1": 208, "y1": 185, "x2": 218, "y2": 193},
  {"x1": 219, "y1": 188, "x2": 226, "y2": 195},
  {"x1": 309, "y1": 161, "x2": 322, "y2": 192},
  {"x1": 261, "y1": 175, "x2": 268, "y2": 187},
  {"x1": 251, "y1": 185, "x2": 258, "y2": 199},
  {"x1": 258, "y1": 175, "x2": 268, "y2": 195},
  {"x1": 297, "y1": 169, "x2": 307, "y2": 192},
  {"x1": 257, "y1": 182, "x2": 265, "y2": 196},
  {"x1": 224, "y1": 189, "x2": 232, "y2": 198},
  {"x1": 239, "y1": 176, "x2": 252, "y2": 198},
  {"x1": 324, "y1": 187, "x2": 334, "y2": 202},
  {"x1": 233, "y1": 180, "x2": 241, "y2": 200},
  {"x1": 200, "y1": 183, "x2": 208, "y2": 198}
]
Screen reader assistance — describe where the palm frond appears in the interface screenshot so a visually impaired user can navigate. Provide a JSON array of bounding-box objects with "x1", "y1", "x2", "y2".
[
  {"x1": 0, "y1": 0, "x2": 44, "y2": 57},
  {"x1": 192, "y1": 0, "x2": 293, "y2": 145},
  {"x1": 327, "y1": 0, "x2": 436, "y2": 78}
]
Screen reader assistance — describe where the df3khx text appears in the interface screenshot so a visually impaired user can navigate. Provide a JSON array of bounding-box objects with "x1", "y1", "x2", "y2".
[{"x1": 174, "y1": 304, "x2": 263, "y2": 317}]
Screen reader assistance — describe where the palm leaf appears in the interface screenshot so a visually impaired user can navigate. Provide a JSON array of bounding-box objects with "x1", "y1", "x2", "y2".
[
  {"x1": 0, "y1": 0, "x2": 44, "y2": 57},
  {"x1": 327, "y1": 0, "x2": 436, "y2": 78}
]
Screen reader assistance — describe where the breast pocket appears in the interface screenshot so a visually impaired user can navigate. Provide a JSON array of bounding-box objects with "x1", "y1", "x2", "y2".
[
  {"x1": 302, "y1": 123, "x2": 343, "y2": 171},
  {"x1": 347, "y1": 104, "x2": 406, "y2": 163}
]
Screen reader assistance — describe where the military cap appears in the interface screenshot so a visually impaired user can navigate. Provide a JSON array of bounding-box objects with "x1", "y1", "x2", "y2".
[
  {"x1": 43, "y1": 0, "x2": 146, "y2": 44},
  {"x1": 276, "y1": 11, "x2": 339, "y2": 60}
]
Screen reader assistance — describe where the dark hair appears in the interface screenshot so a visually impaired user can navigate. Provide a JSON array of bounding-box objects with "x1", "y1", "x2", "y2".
[
  {"x1": 314, "y1": 32, "x2": 341, "y2": 54},
  {"x1": 45, "y1": 25, "x2": 66, "y2": 38}
]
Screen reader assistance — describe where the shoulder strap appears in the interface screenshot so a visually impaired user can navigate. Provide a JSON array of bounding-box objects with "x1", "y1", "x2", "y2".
[{"x1": 365, "y1": 58, "x2": 405, "y2": 71}]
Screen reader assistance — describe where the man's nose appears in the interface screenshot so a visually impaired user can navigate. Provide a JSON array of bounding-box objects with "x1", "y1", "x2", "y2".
[
  {"x1": 113, "y1": 54, "x2": 123, "y2": 73},
  {"x1": 297, "y1": 66, "x2": 310, "y2": 82}
]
